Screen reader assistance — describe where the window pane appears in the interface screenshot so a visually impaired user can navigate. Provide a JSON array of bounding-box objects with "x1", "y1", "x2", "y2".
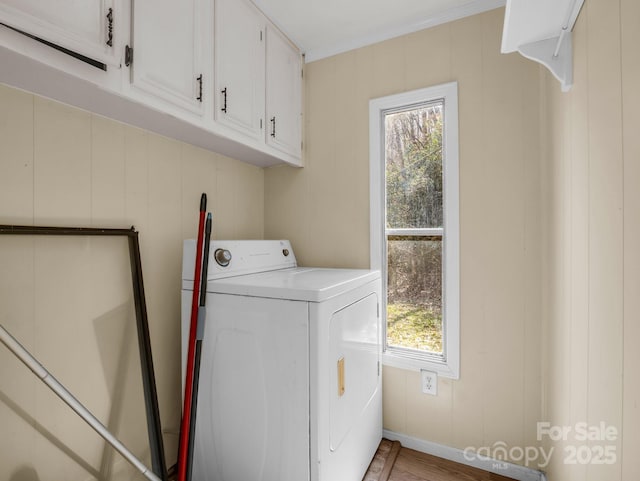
[
  {"x1": 385, "y1": 103, "x2": 443, "y2": 229},
  {"x1": 386, "y1": 237, "x2": 442, "y2": 354}
]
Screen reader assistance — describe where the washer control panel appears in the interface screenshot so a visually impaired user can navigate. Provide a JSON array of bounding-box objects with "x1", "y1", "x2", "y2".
[{"x1": 183, "y1": 239, "x2": 297, "y2": 282}]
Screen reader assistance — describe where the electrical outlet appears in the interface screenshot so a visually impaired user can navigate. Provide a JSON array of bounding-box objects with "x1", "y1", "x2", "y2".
[{"x1": 421, "y1": 370, "x2": 437, "y2": 395}]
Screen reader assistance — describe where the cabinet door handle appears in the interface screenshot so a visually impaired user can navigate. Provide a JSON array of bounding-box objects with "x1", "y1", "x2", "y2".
[
  {"x1": 196, "y1": 75, "x2": 203, "y2": 102},
  {"x1": 106, "y1": 8, "x2": 113, "y2": 47},
  {"x1": 124, "y1": 45, "x2": 133, "y2": 67},
  {"x1": 270, "y1": 116, "x2": 276, "y2": 138},
  {"x1": 221, "y1": 88, "x2": 227, "y2": 113}
]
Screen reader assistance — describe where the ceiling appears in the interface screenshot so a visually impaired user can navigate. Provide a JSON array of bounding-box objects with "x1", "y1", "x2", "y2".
[{"x1": 252, "y1": 0, "x2": 506, "y2": 62}]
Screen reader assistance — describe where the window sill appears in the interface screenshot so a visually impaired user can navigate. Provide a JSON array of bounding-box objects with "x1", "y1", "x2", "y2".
[{"x1": 382, "y1": 350, "x2": 459, "y2": 379}]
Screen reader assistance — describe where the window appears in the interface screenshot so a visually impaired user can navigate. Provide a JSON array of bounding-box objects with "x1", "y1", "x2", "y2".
[{"x1": 369, "y1": 82, "x2": 459, "y2": 378}]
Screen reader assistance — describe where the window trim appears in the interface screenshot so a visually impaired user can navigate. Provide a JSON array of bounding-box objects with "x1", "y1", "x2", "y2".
[{"x1": 369, "y1": 82, "x2": 460, "y2": 379}]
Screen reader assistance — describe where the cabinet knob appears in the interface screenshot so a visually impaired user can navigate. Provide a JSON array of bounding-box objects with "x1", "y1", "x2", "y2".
[{"x1": 270, "y1": 116, "x2": 276, "y2": 138}]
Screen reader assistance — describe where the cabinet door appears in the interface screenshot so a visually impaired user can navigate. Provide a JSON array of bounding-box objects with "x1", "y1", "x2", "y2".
[
  {"x1": 131, "y1": 0, "x2": 207, "y2": 116},
  {"x1": 265, "y1": 25, "x2": 302, "y2": 158},
  {"x1": 0, "y1": 0, "x2": 121, "y2": 68},
  {"x1": 214, "y1": 0, "x2": 265, "y2": 141}
]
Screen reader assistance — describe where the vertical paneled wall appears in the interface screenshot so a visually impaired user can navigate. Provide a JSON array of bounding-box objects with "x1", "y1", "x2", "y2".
[
  {"x1": 541, "y1": 0, "x2": 640, "y2": 479},
  {"x1": 0, "y1": 84, "x2": 264, "y2": 480},
  {"x1": 265, "y1": 8, "x2": 543, "y2": 466},
  {"x1": 620, "y1": 0, "x2": 640, "y2": 478},
  {"x1": 3, "y1": 2, "x2": 638, "y2": 479}
]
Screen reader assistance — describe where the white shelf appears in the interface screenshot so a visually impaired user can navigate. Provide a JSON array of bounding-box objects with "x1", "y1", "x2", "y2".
[{"x1": 501, "y1": 0, "x2": 585, "y2": 92}]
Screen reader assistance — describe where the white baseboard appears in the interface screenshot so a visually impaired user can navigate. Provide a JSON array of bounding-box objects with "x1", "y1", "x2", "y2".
[{"x1": 383, "y1": 430, "x2": 546, "y2": 481}]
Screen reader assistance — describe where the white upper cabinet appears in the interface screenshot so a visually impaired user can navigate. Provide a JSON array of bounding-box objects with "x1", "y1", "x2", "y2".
[
  {"x1": 130, "y1": 0, "x2": 210, "y2": 116},
  {"x1": 214, "y1": 0, "x2": 266, "y2": 141},
  {"x1": 265, "y1": 25, "x2": 302, "y2": 158},
  {"x1": 0, "y1": 0, "x2": 303, "y2": 166},
  {"x1": 0, "y1": 0, "x2": 123, "y2": 68}
]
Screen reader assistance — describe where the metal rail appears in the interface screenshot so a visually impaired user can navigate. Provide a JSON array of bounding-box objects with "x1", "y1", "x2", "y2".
[
  {"x1": 0, "y1": 224, "x2": 167, "y2": 480},
  {"x1": 0, "y1": 323, "x2": 161, "y2": 481}
]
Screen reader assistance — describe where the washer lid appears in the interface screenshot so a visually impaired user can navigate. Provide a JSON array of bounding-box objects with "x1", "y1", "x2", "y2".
[{"x1": 200, "y1": 267, "x2": 381, "y2": 302}]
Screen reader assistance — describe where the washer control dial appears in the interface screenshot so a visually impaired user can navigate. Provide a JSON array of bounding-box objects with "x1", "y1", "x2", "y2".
[{"x1": 214, "y1": 248, "x2": 232, "y2": 267}]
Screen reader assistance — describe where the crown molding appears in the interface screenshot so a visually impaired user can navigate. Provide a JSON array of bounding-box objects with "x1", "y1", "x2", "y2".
[{"x1": 303, "y1": 0, "x2": 506, "y2": 63}]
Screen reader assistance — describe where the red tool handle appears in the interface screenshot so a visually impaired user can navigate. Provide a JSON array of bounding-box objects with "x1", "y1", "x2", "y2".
[{"x1": 177, "y1": 194, "x2": 207, "y2": 481}]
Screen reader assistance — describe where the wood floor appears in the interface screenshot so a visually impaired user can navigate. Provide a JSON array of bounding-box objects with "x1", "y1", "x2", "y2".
[
  {"x1": 169, "y1": 439, "x2": 515, "y2": 481},
  {"x1": 364, "y1": 439, "x2": 516, "y2": 481}
]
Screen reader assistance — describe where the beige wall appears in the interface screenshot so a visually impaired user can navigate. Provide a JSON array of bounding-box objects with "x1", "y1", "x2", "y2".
[
  {"x1": 0, "y1": 84, "x2": 264, "y2": 480},
  {"x1": 541, "y1": 0, "x2": 640, "y2": 479},
  {"x1": 265, "y1": 8, "x2": 544, "y2": 465},
  {"x1": 3, "y1": 2, "x2": 638, "y2": 479}
]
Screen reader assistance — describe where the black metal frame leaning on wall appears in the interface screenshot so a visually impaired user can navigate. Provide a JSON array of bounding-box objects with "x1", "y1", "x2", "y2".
[{"x1": 0, "y1": 224, "x2": 168, "y2": 481}]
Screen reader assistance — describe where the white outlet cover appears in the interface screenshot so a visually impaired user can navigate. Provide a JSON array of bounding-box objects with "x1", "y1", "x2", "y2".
[{"x1": 421, "y1": 369, "x2": 438, "y2": 396}]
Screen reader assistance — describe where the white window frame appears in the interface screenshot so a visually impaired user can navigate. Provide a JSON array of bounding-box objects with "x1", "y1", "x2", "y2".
[{"x1": 369, "y1": 82, "x2": 460, "y2": 379}]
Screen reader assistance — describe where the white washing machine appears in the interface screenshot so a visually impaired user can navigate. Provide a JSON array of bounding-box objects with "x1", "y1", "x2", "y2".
[{"x1": 181, "y1": 240, "x2": 382, "y2": 481}]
